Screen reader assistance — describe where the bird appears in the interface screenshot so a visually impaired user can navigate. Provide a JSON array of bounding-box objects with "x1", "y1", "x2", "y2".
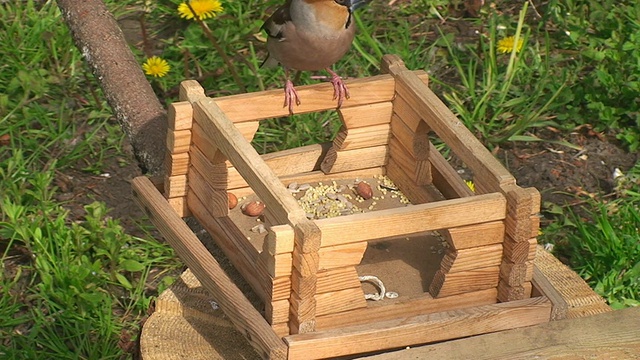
[{"x1": 261, "y1": 0, "x2": 365, "y2": 114}]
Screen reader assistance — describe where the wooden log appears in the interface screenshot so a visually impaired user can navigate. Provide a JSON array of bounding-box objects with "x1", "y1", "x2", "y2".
[
  {"x1": 131, "y1": 177, "x2": 287, "y2": 359},
  {"x1": 164, "y1": 174, "x2": 187, "y2": 198},
  {"x1": 338, "y1": 102, "x2": 393, "y2": 129},
  {"x1": 393, "y1": 70, "x2": 516, "y2": 193},
  {"x1": 316, "y1": 288, "x2": 498, "y2": 330},
  {"x1": 212, "y1": 73, "x2": 429, "y2": 122},
  {"x1": 429, "y1": 266, "x2": 501, "y2": 298},
  {"x1": 444, "y1": 221, "x2": 505, "y2": 250},
  {"x1": 440, "y1": 244, "x2": 503, "y2": 273},
  {"x1": 332, "y1": 123, "x2": 391, "y2": 151},
  {"x1": 167, "y1": 101, "x2": 193, "y2": 131},
  {"x1": 193, "y1": 97, "x2": 305, "y2": 225},
  {"x1": 321, "y1": 145, "x2": 389, "y2": 174},
  {"x1": 285, "y1": 296, "x2": 551, "y2": 360},
  {"x1": 166, "y1": 129, "x2": 191, "y2": 154}
]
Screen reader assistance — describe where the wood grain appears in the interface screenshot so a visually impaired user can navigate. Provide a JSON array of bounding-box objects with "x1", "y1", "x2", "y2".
[
  {"x1": 285, "y1": 296, "x2": 551, "y2": 360},
  {"x1": 131, "y1": 176, "x2": 287, "y2": 359}
]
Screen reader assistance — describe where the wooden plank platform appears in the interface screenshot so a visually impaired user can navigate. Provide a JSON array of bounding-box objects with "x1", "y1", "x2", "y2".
[{"x1": 360, "y1": 306, "x2": 640, "y2": 359}]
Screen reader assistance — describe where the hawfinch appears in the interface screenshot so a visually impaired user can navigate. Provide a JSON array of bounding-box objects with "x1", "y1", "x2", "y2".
[{"x1": 262, "y1": 0, "x2": 365, "y2": 114}]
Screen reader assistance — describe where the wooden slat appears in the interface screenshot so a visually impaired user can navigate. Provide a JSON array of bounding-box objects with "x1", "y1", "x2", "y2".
[
  {"x1": 167, "y1": 101, "x2": 193, "y2": 131},
  {"x1": 316, "y1": 288, "x2": 498, "y2": 330},
  {"x1": 165, "y1": 152, "x2": 190, "y2": 176},
  {"x1": 285, "y1": 296, "x2": 551, "y2": 360},
  {"x1": 270, "y1": 266, "x2": 363, "y2": 303},
  {"x1": 497, "y1": 280, "x2": 533, "y2": 302},
  {"x1": 444, "y1": 221, "x2": 505, "y2": 250},
  {"x1": 390, "y1": 114, "x2": 430, "y2": 160},
  {"x1": 193, "y1": 97, "x2": 305, "y2": 225},
  {"x1": 187, "y1": 193, "x2": 271, "y2": 302},
  {"x1": 166, "y1": 129, "x2": 191, "y2": 154},
  {"x1": 131, "y1": 176, "x2": 287, "y2": 359},
  {"x1": 166, "y1": 196, "x2": 189, "y2": 218},
  {"x1": 320, "y1": 145, "x2": 389, "y2": 174},
  {"x1": 338, "y1": 102, "x2": 393, "y2": 129},
  {"x1": 388, "y1": 137, "x2": 431, "y2": 185},
  {"x1": 266, "y1": 240, "x2": 367, "y2": 278},
  {"x1": 440, "y1": 244, "x2": 503, "y2": 273},
  {"x1": 394, "y1": 71, "x2": 515, "y2": 193},
  {"x1": 392, "y1": 93, "x2": 423, "y2": 132},
  {"x1": 429, "y1": 142, "x2": 474, "y2": 199},
  {"x1": 270, "y1": 286, "x2": 367, "y2": 326},
  {"x1": 332, "y1": 124, "x2": 391, "y2": 151},
  {"x1": 429, "y1": 266, "x2": 500, "y2": 298},
  {"x1": 212, "y1": 73, "x2": 428, "y2": 122},
  {"x1": 189, "y1": 145, "x2": 228, "y2": 190},
  {"x1": 386, "y1": 158, "x2": 439, "y2": 204},
  {"x1": 164, "y1": 175, "x2": 187, "y2": 198},
  {"x1": 313, "y1": 193, "x2": 506, "y2": 248},
  {"x1": 262, "y1": 143, "x2": 329, "y2": 176},
  {"x1": 179, "y1": 80, "x2": 207, "y2": 103},
  {"x1": 188, "y1": 166, "x2": 228, "y2": 217}
]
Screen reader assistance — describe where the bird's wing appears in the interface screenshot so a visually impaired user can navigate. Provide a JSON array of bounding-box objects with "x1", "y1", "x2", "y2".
[{"x1": 261, "y1": 0, "x2": 292, "y2": 41}]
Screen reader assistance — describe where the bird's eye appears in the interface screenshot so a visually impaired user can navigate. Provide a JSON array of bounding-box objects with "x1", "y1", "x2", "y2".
[{"x1": 334, "y1": 0, "x2": 348, "y2": 6}]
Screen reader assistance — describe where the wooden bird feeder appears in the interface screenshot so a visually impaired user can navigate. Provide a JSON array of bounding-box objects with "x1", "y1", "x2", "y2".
[{"x1": 132, "y1": 55, "x2": 551, "y2": 359}]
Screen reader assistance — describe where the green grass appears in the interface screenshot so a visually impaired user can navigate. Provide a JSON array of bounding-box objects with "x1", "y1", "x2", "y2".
[{"x1": 1, "y1": 0, "x2": 639, "y2": 358}]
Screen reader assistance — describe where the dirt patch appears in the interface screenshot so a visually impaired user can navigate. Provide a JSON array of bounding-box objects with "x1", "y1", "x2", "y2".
[{"x1": 497, "y1": 131, "x2": 638, "y2": 213}]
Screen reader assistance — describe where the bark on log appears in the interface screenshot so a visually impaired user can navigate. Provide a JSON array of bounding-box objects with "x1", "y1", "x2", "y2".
[{"x1": 57, "y1": 0, "x2": 167, "y2": 174}]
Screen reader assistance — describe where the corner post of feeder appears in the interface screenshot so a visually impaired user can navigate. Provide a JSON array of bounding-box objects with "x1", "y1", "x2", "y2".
[
  {"x1": 161, "y1": 80, "x2": 207, "y2": 217},
  {"x1": 288, "y1": 214, "x2": 322, "y2": 334}
]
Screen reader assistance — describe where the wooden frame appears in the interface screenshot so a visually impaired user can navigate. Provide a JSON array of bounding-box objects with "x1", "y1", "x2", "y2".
[{"x1": 134, "y1": 55, "x2": 547, "y2": 359}]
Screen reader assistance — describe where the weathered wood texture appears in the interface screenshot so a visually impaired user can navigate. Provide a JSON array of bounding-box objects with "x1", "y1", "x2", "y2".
[
  {"x1": 361, "y1": 307, "x2": 635, "y2": 360},
  {"x1": 131, "y1": 177, "x2": 286, "y2": 359}
]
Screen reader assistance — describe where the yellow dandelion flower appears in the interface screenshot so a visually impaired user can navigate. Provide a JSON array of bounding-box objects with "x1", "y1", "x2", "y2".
[
  {"x1": 465, "y1": 180, "x2": 476, "y2": 193},
  {"x1": 497, "y1": 36, "x2": 524, "y2": 54},
  {"x1": 142, "y1": 56, "x2": 170, "y2": 78},
  {"x1": 178, "y1": 0, "x2": 223, "y2": 21}
]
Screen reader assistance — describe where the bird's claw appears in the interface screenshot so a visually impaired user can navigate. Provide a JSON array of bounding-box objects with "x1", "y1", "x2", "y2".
[
  {"x1": 328, "y1": 70, "x2": 350, "y2": 109},
  {"x1": 284, "y1": 79, "x2": 301, "y2": 115}
]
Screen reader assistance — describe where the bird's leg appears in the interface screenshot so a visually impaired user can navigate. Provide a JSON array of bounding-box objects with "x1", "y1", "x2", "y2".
[
  {"x1": 283, "y1": 69, "x2": 301, "y2": 114},
  {"x1": 326, "y1": 68, "x2": 350, "y2": 108}
]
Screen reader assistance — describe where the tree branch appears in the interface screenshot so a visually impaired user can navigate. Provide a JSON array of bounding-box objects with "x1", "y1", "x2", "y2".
[{"x1": 57, "y1": 0, "x2": 167, "y2": 174}]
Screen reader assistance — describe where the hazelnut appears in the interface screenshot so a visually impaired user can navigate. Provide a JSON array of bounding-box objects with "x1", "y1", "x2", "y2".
[
  {"x1": 242, "y1": 201, "x2": 265, "y2": 217},
  {"x1": 356, "y1": 182, "x2": 373, "y2": 200},
  {"x1": 228, "y1": 193, "x2": 238, "y2": 210}
]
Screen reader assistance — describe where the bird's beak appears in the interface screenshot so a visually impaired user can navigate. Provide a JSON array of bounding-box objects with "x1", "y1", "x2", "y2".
[{"x1": 349, "y1": 0, "x2": 368, "y2": 11}]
